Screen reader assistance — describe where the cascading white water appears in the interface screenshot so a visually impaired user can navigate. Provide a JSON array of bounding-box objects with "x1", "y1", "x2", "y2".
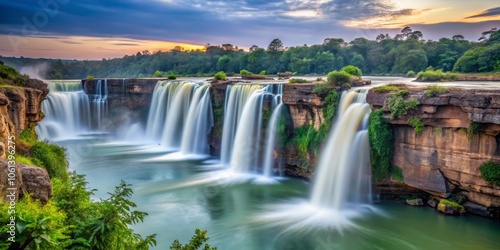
[
  {"x1": 36, "y1": 81, "x2": 91, "y2": 139},
  {"x1": 220, "y1": 85, "x2": 262, "y2": 165},
  {"x1": 145, "y1": 80, "x2": 213, "y2": 154},
  {"x1": 310, "y1": 90, "x2": 372, "y2": 210},
  {"x1": 93, "y1": 79, "x2": 108, "y2": 130},
  {"x1": 228, "y1": 88, "x2": 265, "y2": 172},
  {"x1": 262, "y1": 85, "x2": 283, "y2": 178},
  {"x1": 180, "y1": 83, "x2": 214, "y2": 154}
]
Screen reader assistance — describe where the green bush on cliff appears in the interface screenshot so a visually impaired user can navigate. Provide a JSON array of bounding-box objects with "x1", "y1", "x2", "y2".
[
  {"x1": 467, "y1": 121, "x2": 482, "y2": 141},
  {"x1": 327, "y1": 70, "x2": 351, "y2": 86},
  {"x1": 479, "y1": 161, "x2": 500, "y2": 186},
  {"x1": 408, "y1": 117, "x2": 424, "y2": 134},
  {"x1": 312, "y1": 83, "x2": 332, "y2": 96},
  {"x1": 386, "y1": 92, "x2": 419, "y2": 119},
  {"x1": 167, "y1": 73, "x2": 177, "y2": 79},
  {"x1": 214, "y1": 71, "x2": 227, "y2": 80},
  {"x1": 424, "y1": 85, "x2": 448, "y2": 97},
  {"x1": 289, "y1": 78, "x2": 309, "y2": 83},
  {"x1": 31, "y1": 140, "x2": 69, "y2": 181},
  {"x1": 341, "y1": 65, "x2": 362, "y2": 77},
  {"x1": 368, "y1": 109, "x2": 394, "y2": 180}
]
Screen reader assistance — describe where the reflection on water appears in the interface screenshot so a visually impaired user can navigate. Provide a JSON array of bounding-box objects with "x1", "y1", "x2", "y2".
[{"x1": 59, "y1": 138, "x2": 500, "y2": 250}]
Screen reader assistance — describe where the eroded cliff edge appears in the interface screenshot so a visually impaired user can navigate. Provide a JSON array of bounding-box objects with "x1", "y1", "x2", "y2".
[{"x1": 367, "y1": 87, "x2": 500, "y2": 214}]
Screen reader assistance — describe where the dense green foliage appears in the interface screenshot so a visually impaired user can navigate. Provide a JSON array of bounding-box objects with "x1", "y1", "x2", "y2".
[
  {"x1": 406, "y1": 70, "x2": 416, "y2": 77},
  {"x1": 0, "y1": 63, "x2": 31, "y2": 86},
  {"x1": 168, "y1": 73, "x2": 177, "y2": 79},
  {"x1": 288, "y1": 78, "x2": 309, "y2": 83},
  {"x1": 312, "y1": 83, "x2": 333, "y2": 96},
  {"x1": 424, "y1": 85, "x2": 448, "y2": 97},
  {"x1": 479, "y1": 161, "x2": 500, "y2": 186},
  {"x1": 214, "y1": 71, "x2": 227, "y2": 80},
  {"x1": 391, "y1": 166, "x2": 404, "y2": 183},
  {"x1": 29, "y1": 140, "x2": 69, "y2": 181},
  {"x1": 2, "y1": 26, "x2": 489, "y2": 79},
  {"x1": 386, "y1": 92, "x2": 419, "y2": 119},
  {"x1": 341, "y1": 65, "x2": 362, "y2": 77},
  {"x1": 327, "y1": 70, "x2": 351, "y2": 86},
  {"x1": 454, "y1": 29, "x2": 500, "y2": 73},
  {"x1": 368, "y1": 110, "x2": 394, "y2": 180},
  {"x1": 408, "y1": 117, "x2": 424, "y2": 134},
  {"x1": 170, "y1": 229, "x2": 217, "y2": 250},
  {"x1": 416, "y1": 69, "x2": 457, "y2": 82},
  {"x1": 467, "y1": 121, "x2": 482, "y2": 141}
]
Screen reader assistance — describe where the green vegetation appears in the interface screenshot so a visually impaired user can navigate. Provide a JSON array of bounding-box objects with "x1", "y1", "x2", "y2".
[
  {"x1": 416, "y1": 69, "x2": 458, "y2": 82},
  {"x1": 408, "y1": 117, "x2": 424, "y2": 134},
  {"x1": 316, "y1": 77, "x2": 323, "y2": 82},
  {"x1": 406, "y1": 70, "x2": 416, "y2": 77},
  {"x1": 391, "y1": 166, "x2": 404, "y2": 183},
  {"x1": 449, "y1": 193, "x2": 467, "y2": 204},
  {"x1": 167, "y1": 73, "x2": 177, "y2": 79},
  {"x1": 312, "y1": 83, "x2": 332, "y2": 96},
  {"x1": 424, "y1": 84, "x2": 448, "y2": 97},
  {"x1": 289, "y1": 78, "x2": 309, "y2": 83},
  {"x1": 259, "y1": 70, "x2": 266, "y2": 75},
  {"x1": 86, "y1": 75, "x2": 95, "y2": 80},
  {"x1": 240, "y1": 69, "x2": 251, "y2": 76},
  {"x1": 170, "y1": 229, "x2": 217, "y2": 250},
  {"x1": 371, "y1": 84, "x2": 401, "y2": 93},
  {"x1": 454, "y1": 29, "x2": 500, "y2": 73},
  {"x1": 439, "y1": 199, "x2": 466, "y2": 213},
  {"x1": 327, "y1": 70, "x2": 352, "y2": 86},
  {"x1": 467, "y1": 121, "x2": 482, "y2": 141},
  {"x1": 214, "y1": 71, "x2": 227, "y2": 80},
  {"x1": 341, "y1": 65, "x2": 362, "y2": 77},
  {"x1": 386, "y1": 92, "x2": 419, "y2": 119},
  {"x1": 19, "y1": 127, "x2": 38, "y2": 145},
  {"x1": 368, "y1": 110, "x2": 394, "y2": 180},
  {"x1": 479, "y1": 161, "x2": 500, "y2": 186},
  {"x1": 31, "y1": 140, "x2": 69, "y2": 181},
  {"x1": 211, "y1": 99, "x2": 224, "y2": 138},
  {"x1": 288, "y1": 90, "x2": 340, "y2": 168},
  {"x1": 0, "y1": 63, "x2": 30, "y2": 86}
]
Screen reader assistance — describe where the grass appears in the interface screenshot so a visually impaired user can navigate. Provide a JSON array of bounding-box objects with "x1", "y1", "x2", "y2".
[
  {"x1": 479, "y1": 161, "x2": 500, "y2": 186},
  {"x1": 467, "y1": 121, "x2": 482, "y2": 141},
  {"x1": 289, "y1": 78, "x2": 309, "y2": 83},
  {"x1": 371, "y1": 84, "x2": 400, "y2": 93},
  {"x1": 424, "y1": 85, "x2": 448, "y2": 98},
  {"x1": 416, "y1": 69, "x2": 458, "y2": 82},
  {"x1": 15, "y1": 154, "x2": 36, "y2": 165},
  {"x1": 439, "y1": 199, "x2": 466, "y2": 213}
]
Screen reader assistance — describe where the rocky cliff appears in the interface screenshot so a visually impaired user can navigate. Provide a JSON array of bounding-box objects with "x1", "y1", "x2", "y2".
[
  {"x1": 0, "y1": 80, "x2": 47, "y2": 157},
  {"x1": 367, "y1": 87, "x2": 500, "y2": 215}
]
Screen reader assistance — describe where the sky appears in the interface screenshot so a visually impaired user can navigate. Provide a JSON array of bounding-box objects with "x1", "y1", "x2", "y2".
[{"x1": 0, "y1": 0, "x2": 499, "y2": 60}]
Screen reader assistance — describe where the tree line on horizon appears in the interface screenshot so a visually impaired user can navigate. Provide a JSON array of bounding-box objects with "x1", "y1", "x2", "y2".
[{"x1": 1, "y1": 27, "x2": 499, "y2": 79}]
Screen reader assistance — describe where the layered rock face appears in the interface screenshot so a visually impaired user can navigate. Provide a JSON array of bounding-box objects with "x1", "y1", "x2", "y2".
[
  {"x1": 0, "y1": 82, "x2": 46, "y2": 158},
  {"x1": 367, "y1": 88, "x2": 500, "y2": 212},
  {"x1": 82, "y1": 78, "x2": 162, "y2": 129}
]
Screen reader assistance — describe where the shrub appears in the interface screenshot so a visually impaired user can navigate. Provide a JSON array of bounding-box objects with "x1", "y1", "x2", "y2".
[
  {"x1": 31, "y1": 140, "x2": 69, "y2": 181},
  {"x1": 312, "y1": 83, "x2": 332, "y2": 96},
  {"x1": 406, "y1": 70, "x2": 416, "y2": 77},
  {"x1": 289, "y1": 78, "x2": 309, "y2": 83},
  {"x1": 368, "y1": 109, "x2": 394, "y2": 180},
  {"x1": 19, "y1": 127, "x2": 38, "y2": 145},
  {"x1": 86, "y1": 75, "x2": 95, "y2": 80},
  {"x1": 259, "y1": 70, "x2": 266, "y2": 75},
  {"x1": 341, "y1": 65, "x2": 362, "y2": 77},
  {"x1": 327, "y1": 70, "x2": 352, "y2": 86},
  {"x1": 240, "y1": 69, "x2": 252, "y2": 75},
  {"x1": 424, "y1": 84, "x2": 448, "y2": 97},
  {"x1": 391, "y1": 166, "x2": 404, "y2": 182},
  {"x1": 386, "y1": 93, "x2": 420, "y2": 119},
  {"x1": 167, "y1": 73, "x2": 177, "y2": 79},
  {"x1": 372, "y1": 84, "x2": 400, "y2": 93},
  {"x1": 479, "y1": 161, "x2": 500, "y2": 186},
  {"x1": 467, "y1": 121, "x2": 482, "y2": 140},
  {"x1": 416, "y1": 69, "x2": 458, "y2": 82},
  {"x1": 408, "y1": 117, "x2": 424, "y2": 134},
  {"x1": 170, "y1": 229, "x2": 217, "y2": 250},
  {"x1": 214, "y1": 71, "x2": 227, "y2": 80},
  {"x1": 316, "y1": 77, "x2": 323, "y2": 82},
  {"x1": 154, "y1": 70, "x2": 163, "y2": 77}
]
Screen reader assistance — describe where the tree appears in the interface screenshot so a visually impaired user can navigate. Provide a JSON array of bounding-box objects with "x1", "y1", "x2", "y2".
[
  {"x1": 479, "y1": 28, "x2": 498, "y2": 41},
  {"x1": 452, "y1": 34, "x2": 464, "y2": 41},
  {"x1": 267, "y1": 38, "x2": 284, "y2": 52},
  {"x1": 249, "y1": 45, "x2": 259, "y2": 52}
]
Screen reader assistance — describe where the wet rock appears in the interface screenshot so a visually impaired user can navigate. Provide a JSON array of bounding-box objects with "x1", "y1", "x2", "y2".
[
  {"x1": 427, "y1": 199, "x2": 438, "y2": 208},
  {"x1": 406, "y1": 198, "x2": 424, "y2": 206},
  {"x1": 463, "y1": 201, "x2": 492, "y2": 218},
  {"x1": 437, "y1": 200, "x2": 466, "y2": 215}
]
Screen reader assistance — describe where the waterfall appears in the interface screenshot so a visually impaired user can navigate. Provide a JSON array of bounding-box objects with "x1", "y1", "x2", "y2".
[
  {"x1": 263, "y1": 85, "x2": 283, "y2": 178},
  {"x1": 220, "y1": 85, "x2": 262, "y2": 165},
  {"x1": 145, "y1": 80, "x2": 213, "y2": 154},
  {"x1": 180, "y1": 83, "x2": 214, "y2": 154},
  {"x1": 36, "y1": 81, "x2": 91, "y2": 139},
  {"x1": 310, "y1": 90, "x2": 372, "y2": 210},
  {"x1": 92, "y1": 79, "x2": 108, "y2": 130}
]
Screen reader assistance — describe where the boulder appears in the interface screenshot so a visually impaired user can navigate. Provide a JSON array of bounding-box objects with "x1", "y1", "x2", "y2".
[
  {"x1": 463, "y1": 201, "x2": 492, "y2": 218},
  {"x1": 427, "y1": 199, "x2": 438, "y2": 208},
  {"x1": 406, "y1": 198, "x2": 424, "y2": 206},
  {"x1": 19, "y1": 164, "x2": 52, "y2": 203},
  {"x1": 437, "y1": 200, "x2": 466, "y2": 215}
]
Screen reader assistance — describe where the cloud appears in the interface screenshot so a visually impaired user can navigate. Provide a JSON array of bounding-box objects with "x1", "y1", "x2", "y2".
[
  {"x1": 466, "y1": 7, "x2": 500, "y2": 19},
  {"x1": 112, "y1": 43, "x2": 140, "y2": 46}
]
